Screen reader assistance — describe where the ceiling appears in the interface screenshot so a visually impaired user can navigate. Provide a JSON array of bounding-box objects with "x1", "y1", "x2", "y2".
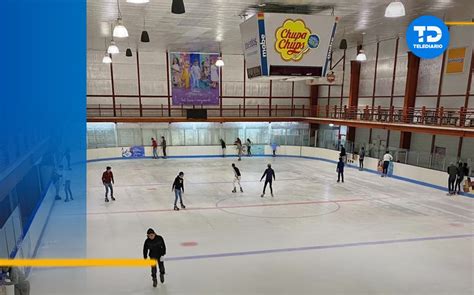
[{"x1": 87, "y1": 0, "x2": 473, "y2": 54}]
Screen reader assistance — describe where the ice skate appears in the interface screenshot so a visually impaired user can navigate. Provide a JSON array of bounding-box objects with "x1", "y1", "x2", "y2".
[
  {"x1": 105, "y1": 198, "x2": 109, "y2": 202},
  {"x1": 160, "y1": 273, "x2": 165, "y2": 283},
  {"x1": 240, "y1": 187, "x2": 243, "y2": 193},
  {"x1": 153, "y1": 278, "x2": 157, "y2": 287},
  {"x1": 181, "y1": 203, "x2": 186, "y2": 209},
  {"x1": 111, "y1": 196, "x2": 116, "y2": 201},
  {"x1": 174, "y1": 205, "x2": 179, "y2": 211},
  {"x1": 232, "y1": 188, "x2": 237, "y2": 193}
]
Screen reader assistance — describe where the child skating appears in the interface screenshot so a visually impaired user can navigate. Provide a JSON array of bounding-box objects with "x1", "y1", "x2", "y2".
[
  {"x1": 143, "y1": 228, "x2": 166, "y2": 288},
  {"x1": 231, "y1": 163, "x2": 243, "y2": 193}
]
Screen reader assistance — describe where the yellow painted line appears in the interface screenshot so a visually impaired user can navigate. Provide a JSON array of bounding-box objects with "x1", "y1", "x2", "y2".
[
  {"x1": 445, "y1": 22, "x2": 474, "y2": 26},
  {"x1": 0, "y1": 259, "x2": 157, "y2": 268}
]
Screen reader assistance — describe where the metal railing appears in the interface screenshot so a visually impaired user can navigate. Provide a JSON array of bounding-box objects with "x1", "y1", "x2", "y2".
[
  {"x1": 87, "y1": 104, "x2": 311, "y2": 118},
  {"x1": 314, "y1": 105, "x2": 474, "y2": 127}
]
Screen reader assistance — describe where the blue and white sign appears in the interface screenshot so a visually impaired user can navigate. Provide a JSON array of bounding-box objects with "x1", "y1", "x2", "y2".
[{"x1": 406, "y1": 15, "x2": 450, "y2": 59}]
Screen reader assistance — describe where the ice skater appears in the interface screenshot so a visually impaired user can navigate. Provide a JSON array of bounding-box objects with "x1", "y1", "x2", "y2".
[
  {"x1": 1, "y1": 267, "x2": 30, "y2": 295},
  {"x1": 52, "y1": 167, "x2": 63, "y2": 201},
  {"x1": 161, "y1": 136, "x2": 167, "y2": 159},
  {"x1": 151, "y1": 137, "x2": 158, "y2": 159},
  {"x1": 143, "y1": 228, "x2": 166, "y2": 288},
  {"x1": 231, "y1": 163, "x2": 243, "y2": 193},
  {"x1": 447, "y1": 162, "x2": 458, "y2": 195},
  {"x1": 260, "y1": 164, "x2": 275, "y2": 197},
  {"x1": 235, "y1": 138, "x2": 243, "y2": 161},
  {"x1": 340, "y1": 145, "x2": 347, "y2": 163},
  {"x1": 246, "y1": 138, "x2": 252, "y2": 156},
  {"x1": 172, "y1": 172, "x2": 186, "y2": 210},
  {"x1": 271, "y1": 142, "x2": 278, "y2": 157},
  {"x1": 337, "y1": 157, "x2": 345, "y2": 183},
  {"x1": 220, "y1": 138, "x2": 226, "y2": 157},
  {"x1": 455, "y1": 162, "x2": 466, "y2": 194},
  {"x1": 102, "y1": 166, "x2": 115, "y2": 202},
  {"x1": 359, "y1": 146, "x2": 365, "y2": 170},
  {"x1": 63, "y1": 165, "x2": 73, "y2": 202},
  {"x1": 381, "y1": 151, "x2": 393, "y2": 177}
]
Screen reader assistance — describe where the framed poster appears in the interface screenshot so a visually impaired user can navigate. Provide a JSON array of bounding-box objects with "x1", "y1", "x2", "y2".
[{"x1": 170, "y1": 52, "x2": 220, "y2": 105}]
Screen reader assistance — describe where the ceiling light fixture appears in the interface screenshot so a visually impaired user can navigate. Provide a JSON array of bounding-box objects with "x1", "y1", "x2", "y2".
[
  {"x1": 356, "y1": 50, "x2": 367, "y2": 61},
  {"x1": 127, "y1": 0, "x2": 149, "y2": 3},
  {"x1": 339, "y1": 39, "x2": 347, "y2": 49},
  {"x1": 126, "y1": 48, "x2": 133, "y2": 57},
  {"x1": 171, "y1": 0, "x2": 185, "y2": 14},
  {"x1": 108, "y1": 40, "x2": 120, "y2": 54},
  {"x1": 103, "y1": 53, "x2": 112, "y2": 64},
  {"x1": 113, "y1": 0, "x2": 128, "y2": 38},
  {"x1": 141, "y1": 18, "x2": 150, "y2": 42},
  {"x1": 215, "y1": 56, "x2": 224, "y2": 67},
  {"x1": 384, "y1": 1, "x2": 406, "y2": 18}
]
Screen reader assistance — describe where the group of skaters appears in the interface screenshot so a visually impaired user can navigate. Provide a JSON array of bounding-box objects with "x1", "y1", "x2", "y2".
[
  {"x1": 335, "y1": 145, "x2": 393, "y2": 183},
  {"x1": 151, "y1": 137, "x2": 167, "y2": 159},
  {"x1": 220, "y1": 138, "x2": 280, "y2": 160},
  {"x1": 447, "y1": 162, "x2": 471, "y2": 195}
]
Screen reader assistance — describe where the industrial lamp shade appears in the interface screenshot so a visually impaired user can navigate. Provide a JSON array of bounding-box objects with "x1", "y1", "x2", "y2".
[
  {"x1": 102, "y1": 53, "x2": 112, "y2": 64},
  {"x1": 384, "y1": 1, "x2": 406, "y2": 18},
  {"x1": 126, "y1": 0, "x2": 149, "y2": 3},
  {"x1": 113, "y1": 18, "x2": 129, "y2": 38},
  {"x1": 339, "y1": 39, "x2": 347, "y2": 49},
  {"x1": 107, "y1": 40, "x2": 120, "y2": 54},
  {"x1": 141, "y1": 30, "x2": 150, "y2": 42},
  {"x1": 126, "y1": 48, "x2": 133, "y2": 57},
  {"x1": 356, "y1": 50, "x2": 367, "y2": 61},
  {"x1": 171, "y1": 0, "x2": 185, "y2": 14}
]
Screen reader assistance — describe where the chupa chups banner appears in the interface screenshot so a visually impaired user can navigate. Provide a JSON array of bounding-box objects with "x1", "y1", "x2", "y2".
[
  {"x1": 122, "y1": 146, "x2": 145, "y2": 158},
  {"x1": 240, "y1": 13, "x2": 337, "y2": 79},
  {"x1": 170, "y1": 52, "x2": 220, "y2": 105}
]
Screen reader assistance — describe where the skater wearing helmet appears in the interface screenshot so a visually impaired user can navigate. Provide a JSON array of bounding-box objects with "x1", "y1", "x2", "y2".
[
  {"x1": 260, "y1": 164, "x2": 276, "y2": 197},
  {"x1": 143, "y1": 228, "x2": 166, "y2": 287},
  {"x1": 172, "y1": 172, "x2": 186, "y2": 210}
]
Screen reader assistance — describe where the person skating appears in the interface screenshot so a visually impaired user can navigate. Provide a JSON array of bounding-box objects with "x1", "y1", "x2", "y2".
[
  {"x1": 231, "y1": 163, "x2": 243, "y2": 193},
  {"x1": 337, "y1": 157, "x2": 345, "y2": 183},
  {"x1": 151, "y1": 137, "x2": 158, "y2": 159},
  {"x1": 340, "y1": 145, "x2": 347, "y2": 163},
  {"x1": 381, "y1": 151, "x2": 393, "y2": 177},
  {"x1": 102, "y1": 166, "x2": 115, "y2": 202},
  {"x1": 271, "y1": 142, "x2": 279, "y2": 157},
  {"x1": 161, "y1": 136, "x2": 167, "y2": 159},
  {"x1": 447, "y1": 162, "x2": 458, "y2": 195},
  {"x1": 455, "y1": 162, "x2": 465, "y2": 194},
  {"x1": 246, "y1": 138, "x2": 252, "y2": 156},
  {"x1": 52, "y1": 167, "x2": 63, "y2": 201},
  {"x1": 359, "y1": 146, "x2": 365, "y2": 170},
  {"x1": 260, "y1": 164, "x2": 276, "y2": 197},
  {"x1": 172, "y1": 172, "x2": 185, "y2": 210},
  {"x1": 220, "y1": 138, "x2": 226, "y2": 157},
  {"x1": 143, "y1": 228, "x2": 166, "y2": 287},
  {"x1": 235, "y1": 138, "x2": 243, "y2": 161}
]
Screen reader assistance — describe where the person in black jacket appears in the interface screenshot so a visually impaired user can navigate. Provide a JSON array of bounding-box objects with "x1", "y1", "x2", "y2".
[
  {"x1": 172, "y1": 172, "x2": 186, "y2": 210},
  {"x1": 337, "y1": 157, "x2": 345, "y2": 183},
  {"x1": 220, "y1": 139, "x2": 226, "y2": 157},
  {"x1": 143, "y1": 228, "x2": 167, "y2": 287},
  {"x1": 231, "y1": 163, "x2": 243, "y2": 193},
  {"x1": 260, "y1": 164, "x2": 275, "y2": 197},
  {"x1": 455, "y1": 162, "x2": 465, "y2": 194}
]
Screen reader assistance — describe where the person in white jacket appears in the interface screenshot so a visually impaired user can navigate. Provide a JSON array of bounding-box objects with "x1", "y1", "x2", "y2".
[{"x1": 381, "y1": 151, "x2": 393, "y2": 177}]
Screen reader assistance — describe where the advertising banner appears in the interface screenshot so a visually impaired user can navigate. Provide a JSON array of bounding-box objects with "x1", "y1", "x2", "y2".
[
  {"x1": 446, "y1": 47, "x2": 467, "y2": 74},
  {"x1": 122, "y1": 146, "x2": 145, "y2": 158},
  {"x1": 240, "y1": 13, "x2": 337, "y2": 79},
  {"x1": 170, "y1": 52, "x2": 220, "y2": 105}
]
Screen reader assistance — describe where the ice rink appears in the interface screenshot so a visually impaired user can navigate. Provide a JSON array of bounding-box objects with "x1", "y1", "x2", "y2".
[{"x1": 30, "y1": 156, "x2": 473, "y2": 294}]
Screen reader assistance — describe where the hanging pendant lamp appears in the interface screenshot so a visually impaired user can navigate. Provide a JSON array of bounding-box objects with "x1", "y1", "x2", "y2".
[
  {"x1": 141, "y1": 17, "x2": 150, "y2": 42},
  {"x1": 171, "y1": 0, "x2": 185, "y2": 14}
]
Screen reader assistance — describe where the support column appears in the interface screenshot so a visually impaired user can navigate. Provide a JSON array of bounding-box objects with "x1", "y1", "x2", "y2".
[
  {"x1": 458, "y1": 50, "x2": 474, "y2": 158},
  {"x1": 309, "y1": 85, "x2": 319, "y2": 146},
  {"x1": 347, "y1": 60, "x2": 361, "y2": 143},
  {"x1": 399, "y1": 51, "x2": 420, "y2": 149},
  {"x1": 109, "y1": 54, "x2": 116, "y2": 117}
]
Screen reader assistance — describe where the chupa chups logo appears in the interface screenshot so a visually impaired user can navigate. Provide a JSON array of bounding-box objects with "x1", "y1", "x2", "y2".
[{"x1": 275, "y1": 19, "x2": 320, "y2": 61}]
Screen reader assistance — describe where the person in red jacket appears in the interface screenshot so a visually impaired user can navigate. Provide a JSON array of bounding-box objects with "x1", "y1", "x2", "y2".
[
  {"x1": 151, "y1": 138, "x2": 158, "y2": 159},
  {"x1": 102, "y1": 166, "x2": 115, "y2": 202}
]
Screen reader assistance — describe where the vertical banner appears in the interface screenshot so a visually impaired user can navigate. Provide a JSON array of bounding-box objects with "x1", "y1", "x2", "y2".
[
  {"x1": 170, "y1": 52, "x2": 220, "y2": 105},
  {"x1": 446, "y1": 47, "x2": 467, "y2": 74}
]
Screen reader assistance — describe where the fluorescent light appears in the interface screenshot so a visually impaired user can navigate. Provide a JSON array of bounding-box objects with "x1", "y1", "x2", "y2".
[
  {"x1": 102, "y1": 53, "x2": 112, "y2": 64},
  {"x1": 385, "y1": 1, "x2": 405, "y2": 18},
  {"x1": 215, "y1": 57, "x2": 224, "y2": 67},
  {"x1": 126, "y1": 0, "x2": 149, "y2": 3},
  {"x1": 113, "y1": 18, "x2": 128, "y2": 38},
  {"x1": 356, "y1": 50, "x2": 367, "y2": 61},
  {"x1": 107, "y1": 40, "x2": 119, "y2": 54}
]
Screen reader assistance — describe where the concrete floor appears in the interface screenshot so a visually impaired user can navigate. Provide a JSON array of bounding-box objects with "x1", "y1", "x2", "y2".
[{"x1": 29, "y1": 156, "x2": 473, "y2": 294}]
